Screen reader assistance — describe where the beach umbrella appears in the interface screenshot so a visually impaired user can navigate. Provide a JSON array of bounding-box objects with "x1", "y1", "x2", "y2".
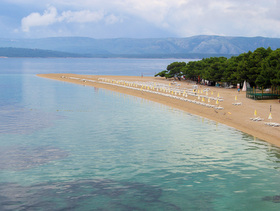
[
  {"x1": 268, "y1": 113, "x2": 272, "y2": 121},
  {"x1": 242, "y1": 80, "x2": 247, "y2": 91},
  {"x1": 268, "y1": 105, "x2": 272, "y2": 122}
]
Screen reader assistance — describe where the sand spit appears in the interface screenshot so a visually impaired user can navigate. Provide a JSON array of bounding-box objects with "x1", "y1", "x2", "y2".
[{"x1": 37, "y1": 73, "x2": 280, "y2": 147}]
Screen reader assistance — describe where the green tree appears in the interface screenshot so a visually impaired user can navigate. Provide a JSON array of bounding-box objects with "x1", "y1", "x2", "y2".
[
  {"x1": 224, "y1": 56, "x2": 239, "y2": 84},
  {"x1": 199, "y1": 57, "x2": 227, "y2": 84},
  {"x1": 257, "y1": 48, "x2": 280, "y2": 87},
  {"x1": 166, "y1": 62, "x2": 187, "y2": 80},
  {"x1": 246, "y1": 47, "x2": 272, "y2": 86},
  {"x1": 155, "y1": 47, "x2": 280, "y2": 88},
  {"x1": 181, "y1": 61, "x2": 198, "y2": 81},
  {"x1": 155, "y1": 70, "x2": 168, "y2": 78}
]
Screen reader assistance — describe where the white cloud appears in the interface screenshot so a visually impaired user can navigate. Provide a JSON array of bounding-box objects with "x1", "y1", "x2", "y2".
[
  {"x1": 21, "y1": 6, "x2": 58, "y2": 32},
  {"x1": 105, "y1": 14, "x2": 123, "y2": 25},
  {"x1": 60, "y1": 10, "x2": 104, "y2": 23},
  {"x1": 16, "y1": 0, "x2": 280, "y2": 37},
  {"x1": 21, "y1": 5, "x2": 121, "y2": 33},
  {"x1": 119, "y1": 0, "x2": 280, "y2": 37}
]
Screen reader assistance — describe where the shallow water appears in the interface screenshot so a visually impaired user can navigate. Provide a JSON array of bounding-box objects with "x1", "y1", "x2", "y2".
[{"x1": 0, "y1": 59, "x2": 280, "y2": 210}]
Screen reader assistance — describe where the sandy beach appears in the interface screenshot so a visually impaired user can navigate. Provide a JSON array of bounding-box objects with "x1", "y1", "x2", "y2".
[{"x1": 38, "y1": 73, "x2": 280, "y2": 147}]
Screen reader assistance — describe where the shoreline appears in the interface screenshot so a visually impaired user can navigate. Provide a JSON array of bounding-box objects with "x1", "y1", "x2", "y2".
[{"x1": 37, "y1": 73, "x2": 280, "y2": 147}]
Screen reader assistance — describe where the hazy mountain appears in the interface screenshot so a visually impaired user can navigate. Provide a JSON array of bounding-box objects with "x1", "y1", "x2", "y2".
[
  {"x1": 0, "y1": 47, "x2": 88, "y2": 58},
  {"x1": 0, "y1": 35, "x2": 280, "y2": 58}
]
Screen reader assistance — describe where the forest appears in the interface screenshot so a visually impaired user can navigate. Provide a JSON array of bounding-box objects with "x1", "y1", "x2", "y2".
[
  {"x1": 0, "y1": 47, "x2": 86, "y2": 58},
  {"x1": 155, "y1": 47, "x2": 280, "y2": 88}
]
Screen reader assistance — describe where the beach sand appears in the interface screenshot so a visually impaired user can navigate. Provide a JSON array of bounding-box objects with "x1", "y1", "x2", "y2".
[{"x1": 38, "y1": 73, "x2": 280, "y2": 147}]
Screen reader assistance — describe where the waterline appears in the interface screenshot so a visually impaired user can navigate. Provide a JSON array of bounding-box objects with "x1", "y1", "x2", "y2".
[{"x1": 1, "y1": 64, "x2": 280, "y2": 210}]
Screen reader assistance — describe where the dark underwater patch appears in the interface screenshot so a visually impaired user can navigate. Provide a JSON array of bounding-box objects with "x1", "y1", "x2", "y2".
[
  {"x1": 0, "y1": 179, "x2": 180, "y2": 211},
  {"x1": 0, "y1": 105, "x2": 63, "y2": 134},
  {"x1": 262, "y1": 195, "x2": 280, "y2": 203},
  {"x1": 0, "y1": 146, "x2": 68, "y2": 170}
]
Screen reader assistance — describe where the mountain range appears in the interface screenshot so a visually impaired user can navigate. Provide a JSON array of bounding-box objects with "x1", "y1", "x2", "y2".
[{"x1": 0, "y1": 35, "x2": 280, "y2": 58}]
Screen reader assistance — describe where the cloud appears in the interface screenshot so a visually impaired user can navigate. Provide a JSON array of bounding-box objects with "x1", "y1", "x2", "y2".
[
  {"x1": 21, "y1": 5, "x2": 121, "y2": 32},
  {"x1": 21, "y1": 6, "x2": 57, "y2": 32},
  {"x1": 105, "y1": 14, "x2": 123, "y2": 25},
  {"x1": 59, "y1": 10, "x2": 104, "y2": 23},
  {"x1": 121, "y1": 0, "x2": 280, "y2": 37},
  {"x1": 14, "y1": 0, "x2": 280, "y2": 38}
]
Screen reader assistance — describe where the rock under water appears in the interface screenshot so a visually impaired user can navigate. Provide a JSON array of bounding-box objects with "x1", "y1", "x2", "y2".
[
  {"x1": 0, "y1": 105, "x2": 63, "y2": 134},
  {"x1": 0, "y1": 146, "x2": 68, "y2": 170},
  {"x1": 0, "y1": 179, "x2": 180, "y2": 211},
  {"x1": 262, "y1": 195, "x2": 280, "y2": 203}
]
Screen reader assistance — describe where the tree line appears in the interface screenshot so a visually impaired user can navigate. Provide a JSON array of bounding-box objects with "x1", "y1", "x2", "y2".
[
  {"x1": 155, "y1": 47, "x2": 280, "y2": 88},
  {"x1": 0, "y1": 47, "x2": 86, "y2": 58}
]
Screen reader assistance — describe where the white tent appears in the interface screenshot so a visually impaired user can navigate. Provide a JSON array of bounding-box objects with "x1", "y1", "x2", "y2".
[{"x1": 242, "y1": 80, "x2": 250, "y2": 91}]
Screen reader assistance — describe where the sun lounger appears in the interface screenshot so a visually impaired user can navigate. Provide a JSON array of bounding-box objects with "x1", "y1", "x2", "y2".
[
  {"x1": 264, "y1": 122, "x2": 280, "y2": 127},
  {"x1": 232, "y1": 102, "x2": 242, "y2": 105},
  {"x1": 250, "y1": 117, "x2": 264, "y2": 121}
]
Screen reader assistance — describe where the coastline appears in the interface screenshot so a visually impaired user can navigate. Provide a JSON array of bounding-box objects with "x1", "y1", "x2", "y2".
[{"x1": 37, "y1": 73, "x2": 280, "y2": 147}]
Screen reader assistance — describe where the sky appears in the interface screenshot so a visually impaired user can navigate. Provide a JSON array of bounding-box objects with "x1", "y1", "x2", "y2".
[{"x1": 1, "y1": 0, "x2": 280, "y2": 39}]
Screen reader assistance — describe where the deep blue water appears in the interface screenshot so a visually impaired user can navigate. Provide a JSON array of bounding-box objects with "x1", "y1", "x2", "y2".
[{"x1": 0, "y1": 58, "x2": 280, "y2": 210}]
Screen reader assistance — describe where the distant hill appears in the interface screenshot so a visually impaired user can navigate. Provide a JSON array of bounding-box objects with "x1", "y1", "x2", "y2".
[
  {"x1": 1, "y1": 35, "x2": 280, "y2": 58},
  {"x1": 0, "y1": 47, "x2": 88, "y2": 58}
]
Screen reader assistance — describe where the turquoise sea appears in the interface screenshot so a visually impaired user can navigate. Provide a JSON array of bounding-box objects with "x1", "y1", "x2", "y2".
[{"x1": 1, "y1": 58, "x2": 280, "y2": 210}]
